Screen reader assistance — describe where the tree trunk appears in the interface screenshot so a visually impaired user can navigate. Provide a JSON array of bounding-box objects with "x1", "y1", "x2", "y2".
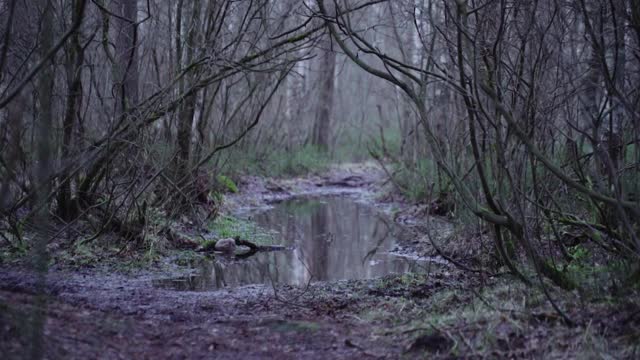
[
  {"x1": 58, "y1": 0, "x2": 86, "y2": 221},
  {"x1": 312, "y1": 9, "x2": 336, "y2": 152},
  {"x1": 175, "y1": 0, "x2": 200, "y2": 187},
  {"x1": 113, "y1": 0, "x2": 139, "y2": 115},
  {"x1": 32, "y1": 0, "x2": 56, "y2": 357}
]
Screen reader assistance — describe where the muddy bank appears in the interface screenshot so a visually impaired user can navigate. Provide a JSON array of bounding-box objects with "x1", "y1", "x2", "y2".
[
  {"x1": 0, "y1": 265, "x2": 455, "y2": 359},
  {"x1": 2, "y1": 163, "x2": 638, "y2": 359},
  {"x1": 0, "y1": 163, "x2": 455, "y2": 359},
  {"x1": 3, "y1": 262, "x2": 638, "y2": 359}
]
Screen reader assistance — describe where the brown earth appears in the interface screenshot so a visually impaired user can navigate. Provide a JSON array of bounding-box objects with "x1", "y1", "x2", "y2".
[{"x1": 1, "y1": 163, "x2": 639, "y2": 359}]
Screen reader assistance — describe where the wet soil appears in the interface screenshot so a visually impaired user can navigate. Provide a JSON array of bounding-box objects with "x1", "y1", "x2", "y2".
[
  {"x1": 3, "y1": 264, "x2": 637, "y2": 359},
  {"x1": 0, "y1": 163, "x2": 447, "y2": 359},
  {"x1": 2, "y1": 163, "x2": 639, "y2": 359},
  {"x1": 0, "y1": 269, "x2": 409, "y2": 359}
]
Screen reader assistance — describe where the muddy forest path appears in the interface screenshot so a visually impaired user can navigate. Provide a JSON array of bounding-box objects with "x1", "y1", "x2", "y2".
[
  {"x1": 1, "y1": 162, "x2": 452, "y2": 359},
  {"x1": 1, "y1": 267, "x2": 407, "y2": 359}
]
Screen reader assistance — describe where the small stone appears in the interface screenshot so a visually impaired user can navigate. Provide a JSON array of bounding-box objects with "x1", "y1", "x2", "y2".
[{"x1": 215, "y1": 238, "x2": 237, "y2": 253}]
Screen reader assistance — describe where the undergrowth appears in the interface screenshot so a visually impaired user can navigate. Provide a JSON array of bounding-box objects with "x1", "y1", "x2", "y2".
[
  {"x1": 391, "y1": 158, "x2": 440, "y2": 202},
  {"x1": 0, "y1": 211, "x2": 279, "y2": 270},
  {"x1": 218, "y1": 126, "x2": 402, "y2": 178},
  {"x1": 221, "y1": 144, "x2": 331, "y2": 178},
  {"x1": 361, "y1": 274, "x2": 640, "y2": 358}
]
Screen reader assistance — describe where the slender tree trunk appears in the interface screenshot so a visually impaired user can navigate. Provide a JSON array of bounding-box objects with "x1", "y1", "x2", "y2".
[
  {"x1": 312, "y1": 6, "x2": 336, "y2": 152},
  {"x1": 582, "y1": 4, "x2": 606, "y2": 192},
  {"x1": 31, "y1": 0, "x2": 55, "y2": 357},
  {"x1": 176, "y1": 0, "x2": 200, "y2": 186},
  {"x1": 1, "y1": 0, "x2": 27, "y2": 210},
  {"x1": 113, "y1": 0, "x2": 139, "y2": 115},
  {"x1": 58, "y1": 0, "x2": 85, "y2": 221}
]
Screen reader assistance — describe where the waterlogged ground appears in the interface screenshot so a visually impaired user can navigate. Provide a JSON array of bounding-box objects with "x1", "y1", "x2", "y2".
[
  {"x1": 156, "y1": 196, "x2": 437, "y2": 292},
  {"x1": 3, "y1": 263, "x2": 638, "y2": 359},
  {"x1": 1, "y1": 163, "x2": 639, "y2": 358},
  {"x1": 0, "y1": 267, "x2": 468, "y2": 359}
]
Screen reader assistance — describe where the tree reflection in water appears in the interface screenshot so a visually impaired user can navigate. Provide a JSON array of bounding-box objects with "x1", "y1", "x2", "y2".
[{"x1": 155, "y1": 197, "x2": 433, "y2": 291}]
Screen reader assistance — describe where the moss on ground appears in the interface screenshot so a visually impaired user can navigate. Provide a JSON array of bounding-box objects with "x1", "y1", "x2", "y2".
[{"x1": 207, "y1": 215, "x2": 276, "y2": 246}]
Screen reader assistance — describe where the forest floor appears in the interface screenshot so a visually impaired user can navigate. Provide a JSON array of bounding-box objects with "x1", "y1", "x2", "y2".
[{"x1": 1, "y1": 163, "x2": 639, "y2": 359}]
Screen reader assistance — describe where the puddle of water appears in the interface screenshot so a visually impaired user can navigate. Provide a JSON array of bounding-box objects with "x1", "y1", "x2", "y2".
[{"x1": 155, "y1": 196, "x2": 438, "y2": 291}]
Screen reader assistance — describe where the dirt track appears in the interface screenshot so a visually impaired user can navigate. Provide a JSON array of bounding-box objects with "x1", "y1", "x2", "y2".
[
  {"x1": 1, "y1": 164, "x2": 437, "y2": 359},
  {"x1": 1, "y1": 268, "x2": 414, "y2": 359},
  {"x1": 3, "y1": 164, "x2": 638, "y2": 359}
]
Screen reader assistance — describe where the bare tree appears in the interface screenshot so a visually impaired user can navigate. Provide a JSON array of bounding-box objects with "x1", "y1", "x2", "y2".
[
  {"x1": 113, "y1": 0, "x2": 139, "y2": 114},
  {"x1": 316, "y1": 0, "x2": 639, "y2": 291},
  {"x1": 312, "y1": 2, "x2": 336, "y2": 152}
]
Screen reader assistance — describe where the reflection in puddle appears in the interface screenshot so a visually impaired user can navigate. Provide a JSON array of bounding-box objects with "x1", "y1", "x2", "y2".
[{"x1": 155, "y1": 196, "x2": 436, "y2": 291}]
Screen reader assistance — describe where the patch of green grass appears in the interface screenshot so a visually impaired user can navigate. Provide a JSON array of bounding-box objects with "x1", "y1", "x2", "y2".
[
  {"x1": 553, "y1": 241, "x2": 636, "y2": 295},
  {"x1": 0, "y1": 242, "x2": 28, "y2": 265},
  {"x1": 42, "y1": 229, "x2": 172, "y2": 270},
  {"x1": 375, "y1": 272, "x2": 429, "y2": 291},
  {"x1": 218, "y1": 126, "x2": 403, "y2": 178},
  {"x1": 220, "y1": 144, "x2": 330, "y2": 178},
  {"x1": 216, "y1": 175, "x2": 238, "y2": 193},
  {"x1": 361, "y1": 274, "x2": 639, "y2": 358},
  {"x1": 207, "y1": 215, "x2": 276, "y2": 246},
  {"x1": 268, "y1": 145, "x2": 331, "y2": 177},
  {"x1": 391, "y1": 158, "x2": 444, "y2": 202},
  {"x1": 48, "y1": 240, "x2": 105, "y2": 267},
  {"x1": 333, "y1": 125, "x2": 402, "y2": 162}
]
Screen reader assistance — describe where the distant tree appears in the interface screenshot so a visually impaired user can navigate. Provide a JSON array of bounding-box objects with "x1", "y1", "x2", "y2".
[{"x1": 312, "y1": 2, "x2": 336, "y2": 152}]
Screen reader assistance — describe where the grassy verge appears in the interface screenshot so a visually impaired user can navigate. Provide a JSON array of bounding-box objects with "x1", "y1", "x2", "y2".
[
  {"x1": 216, "y1": 126, "x2": 402, "y2": 179},
  {"x1": 206, "y1": 215, "x2": 277, "y2": 246},
  {"x1": 0, "y1": 211, "x2": 279, "y2": 271},
  {"x1": 220, "y1": 144, "x2": 331, "y2": 178},
  {"x1": 360, "y1": 272, "x2": 640, "y2": 358}
]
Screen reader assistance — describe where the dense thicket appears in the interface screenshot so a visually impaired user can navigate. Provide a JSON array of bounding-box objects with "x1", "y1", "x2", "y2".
[{"x1": 319, "y1": 0, "x2": 640, "y2": 294}]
